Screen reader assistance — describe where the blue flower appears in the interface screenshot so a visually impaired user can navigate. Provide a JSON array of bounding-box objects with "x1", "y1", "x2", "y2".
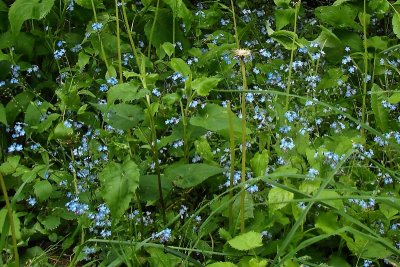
[
  {"x1": 280, "y1": 137, "x2": 295, "y2": 151},
  {"x1": 99, "y1": 84, "x2": 108, "y2": 92},
  {"x1": 54, "y1": 49, "x2": 66, "y2": 60},
  {"x1": 27, "y1": 196, "x2": 37, "y2": 206},
  {"x1": 106, "y1": 77, "x2": 118, "y2": 86},
  {"x1": 91, "y1": 22, "x2": 103, "y2": 31}
]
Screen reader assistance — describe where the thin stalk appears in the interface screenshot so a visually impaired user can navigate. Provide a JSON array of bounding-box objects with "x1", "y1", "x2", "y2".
[
  {"x1": 172, "y1": 0, "x2": 176, "y2": 53},
  {"x1": 115, "y1": 0, "x2": 123, "y2": 82},
  {"x1": 0, "y1": 172, "x2": 19, "y2": 265},
  {"x1": 285, "y1": 1, "x2": 300, "y2": 111},
  {"x1": 148, "y1": 0, "x2": 160, "y2": 58},
  {"x1": 90, "y1": 0, "x2": 110, "y2": 71},
  {"x1": 230, "y1": 0, "x2": 239, "y2": 48},
  {"x1": 227, "y1": 101, "x2": 235, "y2": 233},
  {"x1": 146, "y1": 95, "x2": 166, "y2": 225},
  {"x1": 180, "y1": 100, "x2": 189, "y2": 163},
  {"x1": 361, "y1": 0, "x2": 368, "y2": 136},
  {"x1": 239, "y1": 58, "x2": 247, "y2": 233}
]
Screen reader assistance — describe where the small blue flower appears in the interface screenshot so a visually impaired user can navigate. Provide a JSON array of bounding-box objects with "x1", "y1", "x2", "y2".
[
  {"x1": 106, "y1": 77, "x2": 118, "y2": 86},
  {"x1": 54, "y1": 49, "x2": 66, "y2": 60},
  {"x1": 99, "y1": 84, "x2": 108, "y2": 92},
  {"x1": 280, "y1": 137, "x2": 295, "y2": 151},
  {"x1": 152, "y1": 228, "x2": 172, "y2": 243},
  {"x1": 27, "y1": 196, "x2": 37, "y2": 206},
  {"x1": 152, "y1": 88, "x2": 161, "y2": 97},
  {"x1": 91, "y1": 22, "x2": 103, "y2": 31},
  {"x1": 247, "y1": 185, "x2": 259, "y2": 193}
]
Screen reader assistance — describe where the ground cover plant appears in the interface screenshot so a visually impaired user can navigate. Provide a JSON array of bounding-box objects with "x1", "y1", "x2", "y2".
[{"x1": 0, "y1": 0, "x2": 400, "y2": 266}]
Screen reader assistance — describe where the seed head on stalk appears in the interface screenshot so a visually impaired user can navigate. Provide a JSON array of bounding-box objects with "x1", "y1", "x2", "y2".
[{"x1": 233, "y1": 48, "x2": 252, "y2": 60}]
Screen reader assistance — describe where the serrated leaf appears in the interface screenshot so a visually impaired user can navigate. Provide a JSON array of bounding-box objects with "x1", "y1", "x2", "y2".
[
  {"x1": 371, "y1": 83, "x2": 389, "y2": 132},
  {"x1": 389, "y1": 92, "x2": 400, "y2": 104},
  {"x1": 170, "y1": 58, "x2": 191, "y2": 76},
  {"x1": 165, "y1": 163, "x2": 223, "y2": 188},
  {"x1": 228, "y1": 231, "x2": 263, "y2": 251},
  {"x1": 268, "y1": 187, "x2": 294, "y2": 214},
  {"x1": 34, "y1": 180, "x2": 53, "y2": 201},
  {"x1": 250, "y1": 150, "x2": 269, "y2": 177},
  {"x1": 0, "y1": 156, "x2": 20, "y2": 175},
  {"x1": 206, "y1": 263, "x2": 237, "y2": 267},
  {"x1": 99, "y1": 160, "x2": 140, "y2": 218},
  {"x1": 8, "y1": 0, "x2": 55, "y2": 33},
  {"x1": 0, "y1": 103, "x2": 7, "y2": 126},
  {"x1": 40, "y1": 215, "x2": 60, "y2": 230},
  {"x1": 107, "y1": 83, "x2": 145, "y2": 103},
  {"x1": 192, "y1": 76, "x2": 221, "y2": 96}
]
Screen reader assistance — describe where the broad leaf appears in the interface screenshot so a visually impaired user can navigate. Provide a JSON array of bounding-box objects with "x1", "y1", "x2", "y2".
[
  {"x1": 170, "y1": 58, "x2": 191, "y2": 76},
  {"x1": 191, "y1": 76, "x2": 221, "y2": 96},
  {"x1": 34, "y1": 180, "x2": 53, "y2": 201},
  {"x1": 250, "y1": 150, "x2": 269, "y2": 177},
  {"x1": 268, "y1": 187, "x2": 293, "y2": 214},
  {"x1": 371, "y1": 83, "x2": 389, "y2": 132},
  {"x1": 165, "y1": 163, "x2": 223, "y2": 188},
  {"x1": 99, "y1": 160, "x2": 140, "y2": 218},
  {"x1": 9, "y1": 0, "x2": 55, "y2": 33},
  {"x1": 228, "y1": 231, "x2": 263, "y2": 251},
  {"x1": 392, "y1": 13, "x2": 400, "y2": 39},
  {"x1": 0, "y1": 103, "x2": 7, "y2": 126}
]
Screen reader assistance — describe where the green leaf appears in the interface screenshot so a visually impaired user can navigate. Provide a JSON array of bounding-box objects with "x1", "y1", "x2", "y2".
[
  {"x1": 107, "y1": 83, "x2": 145, "y2": 103},
  {"x1": 165, "y1": 163, "x2": 223, "y2": 188},
  {"x1": 393, "y1": 13, "x2": 400, "y2": 39},
  {"x1": 228, "y1": 231, "x2": 263, "y2": 251},
  {"x1": 0, "y1": 209, "x2": 21, "y2": 240},
  {"x1": 34, "y1": 180, "x2": 53, "y2": 201},
  {"x1": 99, "y1": 160, "x2": 140, "y2": 218},
  {"x1": 162, "y1": 42, "x2": 175, "y2": 57},
  {"x1": 104, "y1": 104, "x2": 145, "y2": 130},
  {"x1": 170, "y1": 58, "x2": 191, "y2": 76},
  {"x1": 77, "y1": 52, "x2": 90, "y2": 71},
  {"x1": 389, "y1": 92, "x2": 400, "y2": 104},
  {"x1": 275, "y1": 8, "x2": 294, "y2": 30},
  {"x1": 250, "y1": 150, "x2": 269, "y2": 177},
  {"x1": 315, "y1": 212, "x2": 340, "y2": 234},
  {"x1": 345, "y1": 233, "x2": 393, "y2": 259},
  {"x1": 268, "y1": 187, "x2": 294, "y2": 214},
  {"x1": 147, "y1": 247, "x2": 181, "y2": 267},
  {"x1": 138, "y1": 174, "x2": 173, "y2": 203},
  {"x1": 0, "y1": 156, "x2": 20, "y2": 175},
  {"x1": 270, "y1": 30, "x2": 298, "y2": 50},
  {"x1": 53, "y1": 122, "x2": 74, "y2": 139},
  {"x1": 371, "y1": 83, "x2": 389, "y2": 132},
  {"x1": 274, "y1": 0, "x2": 290, "y2": 8},
  {"x1": 315, "y1": 5, "x2": 361, "y2": 30},
  {"x1": 40, "y1": 215, "x2": 60, "y2": 230},
  {"x1": 194, "y1": 137, "x2": 214, "y2": 162},
  {"x1": 192, "y1": 76, "x2": 221, "y2": 96},
  {"x1": 206, "y1": 263, "x2": 237, "y2": 267},
  {"x1": 319, "y1": 190, "x2": 344, "y2": 210},
  {"x1": 75, "y1": 0, "x2": 104, "y2": 9},
  {"x1": 190, "y1": 104, "x2": 251, "y2": 140},
  {"x1": 314, "y1": 26, "x2": 342, "y2": 48},
  {"x1": 379, "y1": 203, "x2": 398, "y2": 220},
  {"x1": 8, "y1": 0, "x2": 55, "y2": 33},
  {"x1": 0, "y1": 103, "x2": 7, "y2": 126}
]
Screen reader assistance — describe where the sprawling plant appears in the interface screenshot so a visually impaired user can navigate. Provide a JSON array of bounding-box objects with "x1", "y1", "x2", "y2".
[{"x1": 0, "y1": 0, "x2": 400, "y2": 266}]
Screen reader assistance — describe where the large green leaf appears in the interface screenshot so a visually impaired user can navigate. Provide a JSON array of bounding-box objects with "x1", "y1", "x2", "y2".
[
  {"x1": 165, "y1": 163, "x2": 223, "y2": 188},
  {"x1": 315, "y1": 4, "x2": 361, "y2": 30},
  {"x1": 104, "y1": 103, "x2": 145, "y2": 130},
  {"x1": 0, "y1": 103, "x2": 7, "y2": 126},
  {"x1": 170, "y1": 58, "x2": 191, "y2": 76},
  {"x1": 268, "y1": 187, "x2": 294, "y2": 214},
  {"x1": 99, "y1": 160, "x2": 140, "y2": 218},
  {"x1": 371, "y1": 83, "x2": 389, "y2": 132},
  {"x1": 34, "y1": 180, "x2": 53, "y2": 201},
  {"x1": 8, "y1": 0, "x2": 55, "y2": 33},
  {"x1": 191, "y1": 76, "x2": 221, "y2": 96},
  {"x1": 228, "y1": 231, "x2": 263, "y2": 251},
  {"x1": 393, "y1": 13, "x2": 400, "y2": 39},
  {"x1": 107, "y1": 83, "x2": 147, "y2": 103},
  {"x1": 250, "y1": 150, "x2": 269, "y2": 177},
  {"x1": 138, "y1": 174, "x2": 174, "y2": 203},
  {"x1": 190, "y1": 104, "x2": 251, "y2": 140}
]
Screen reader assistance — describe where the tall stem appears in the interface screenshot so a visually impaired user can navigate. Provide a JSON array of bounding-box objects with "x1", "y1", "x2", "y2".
[
  {"x1": 361, "y1": 0, "x2": 368, "y2": 136},
  {"x1": 240, "y1": 59, "x2": 247, "y2": 233},
  {"x1": 115, "y1": 0, "x2": 123, "y2": 82},
  {"x1": 285, "y1": 1, "x2": 300, "y2": 111},
  {"x1": 0, "y1": 172, "x2": 19, "y2": 265},
  {"x1": 227, "y1": 101, "x2": 235, "y2": 233}
]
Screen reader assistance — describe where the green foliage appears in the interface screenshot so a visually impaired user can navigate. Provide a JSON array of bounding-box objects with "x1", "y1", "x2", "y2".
[
  {"x1": 228, "y1": 231, "x2": 263, "y2": 251},
  {"x1": 99, "y1": 159, "x2": 140, "y2": 218}
]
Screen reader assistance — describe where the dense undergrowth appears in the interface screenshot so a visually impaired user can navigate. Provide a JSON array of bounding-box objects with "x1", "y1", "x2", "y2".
[{"x1": 0, "y1": 0, "x2": 400, "y2": 266}]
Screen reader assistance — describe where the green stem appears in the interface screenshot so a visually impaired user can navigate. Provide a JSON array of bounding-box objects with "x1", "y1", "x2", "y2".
[
  {"x1": 180, "y1": 100, "x2": 189, "y2": 163},
  {"x1": 227, "y1": 101, "x2": 235, "y2": 234},
  {"x1": 115, "y1": 0, "x2": 123, "y2": 83},
  {"x1": 285, "y1": 1, "x2": 300, "y2": 111},
  {"x1": 148, "y1": 0, "x2": 160, "y2": 59},
  {"x1": 90, "y1": 0, "x2": 110, "y2": 72},
  {"x1": 240, "y1": 59, "x2": 247, "y2": 233},
  {"x1": 146, "y1": 95, "x2": 166, "y2": 225},
  {"x1": 361, "y1": 0, "x2": 368, "y2": 136},
  {"x1": 0, "y1": 172, "x2": 19, "y2": 265},
  {"x1": 230, "y1": 0, "x2": 240, "y2": 48}
]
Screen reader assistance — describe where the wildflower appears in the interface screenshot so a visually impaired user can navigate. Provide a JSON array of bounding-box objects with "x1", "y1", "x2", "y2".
[
  {"x1": 280, "y1": 137, "x2": 295, "y2": 151},
  {"x1": 247, "y1": 185, "x2": 259, "y2": 193},
  {"x1": 152, "y1": 88, "x2": 161, "y2": 97},
  {"x1": 152, "y1": 228, "x2": 172, "y2": 243},
  {"x1": 91, "y1": 22, "x2": 103, "y2": 31},
  {"x1": 106, "y1": 77, "x2": 118, "y2": 86},
  {"x1": 99, "y1": 84, "x2": 108, "y2": 92},
  {"x1": 27, "y1": 196, "x2": 37, "y2": 206},
  {"x1": 307, "y1": 168, "x2": 319, "y2": 179},
  {"x1": 233, "y1": 48, "x2": 251, "y2": 59},
  {"x1": 54, "y1": 49, "x2": 66, "y2": 60}
]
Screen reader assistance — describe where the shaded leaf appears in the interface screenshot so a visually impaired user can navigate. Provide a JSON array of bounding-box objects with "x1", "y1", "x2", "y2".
[
  {"x1": 165, "y1": 163, "x2": 223, "y2": 188},
  {"x1": 34, "y1": 180, "x2": 53, "y2": 201}
]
